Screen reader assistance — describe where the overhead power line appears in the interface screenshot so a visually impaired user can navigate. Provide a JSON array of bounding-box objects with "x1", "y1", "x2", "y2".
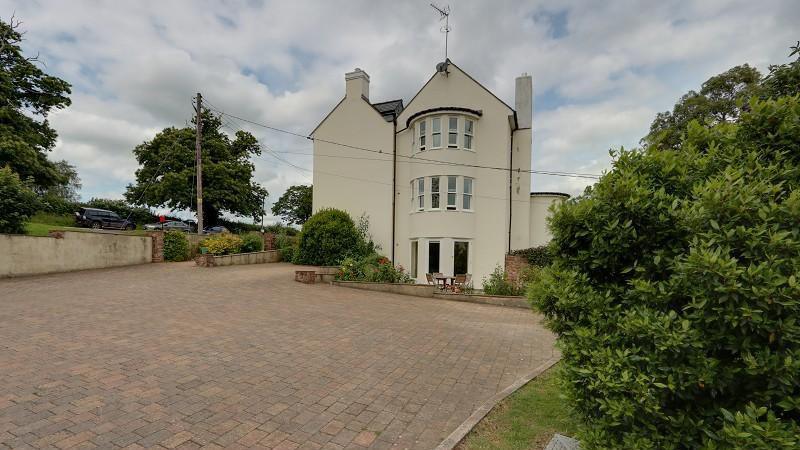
[{"x1": 202, "y1": 103, "x2": 602, "y2": 180}]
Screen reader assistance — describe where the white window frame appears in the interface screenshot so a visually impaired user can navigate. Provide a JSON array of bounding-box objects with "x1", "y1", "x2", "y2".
[
  {"x1": 430, "y1": 176, "x2": 440, "y2": 210},
  {"x1": 463, "y1": 119, "x2": 474, "y2": 150},
  {"x1": 448, "y1": 117, "x2": 458, "y2": 148},
  {"x1": 418, "y1": 120, "x2": 426, "y2": 152},
  {"x1": 447, "y1": 176, "x2": 457, "y2": 210},
  {"x1": 463, "y1": 177, "x2": 473, "y2": 211},
  {"x1": 417, "y1": 178, "x2": 425, "y2": 211},
  {"x1": 431, "y1": 117, "x2": 442, "y2": 149}
]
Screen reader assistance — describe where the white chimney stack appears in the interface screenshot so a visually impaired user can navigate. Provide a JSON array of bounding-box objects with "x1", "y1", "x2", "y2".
[
  {"x1": 515, "y1": 73, "x2": 532, "y2": 129},
  {"x1": 345, "y1": 68, "x2": 370, "y2": 101}
]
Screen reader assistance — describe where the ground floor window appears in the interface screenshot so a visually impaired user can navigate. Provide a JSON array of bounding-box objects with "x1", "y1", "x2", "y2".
[
  {"x1": 428, "y1": 241, "x2": 440, "y2": 273},
  {"x1": 454, "y1": 241, "x2": 469, "y2": 275}
]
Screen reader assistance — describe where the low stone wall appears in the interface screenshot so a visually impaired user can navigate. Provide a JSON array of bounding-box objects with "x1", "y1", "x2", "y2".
[
  {"x1": 432, "y1": 293, "x2": 530, "y2": 309},
  {"x1": 195, "y1": 250, "x2": 280, "y2": 267},
  {"x1": 0, "y1": 231, "x2": 152, "y2": 278},
  {"x1": 331, "y1": 281, "x2": 437, "y2": 297},
  {"x1": 331, "y1": 281, "x2": 529, "y2": 309}
]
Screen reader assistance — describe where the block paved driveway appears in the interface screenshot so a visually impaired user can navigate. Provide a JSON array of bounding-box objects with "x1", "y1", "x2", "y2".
[{"x1": 0, "y1": 263, "x2": 557, "y2": 449}]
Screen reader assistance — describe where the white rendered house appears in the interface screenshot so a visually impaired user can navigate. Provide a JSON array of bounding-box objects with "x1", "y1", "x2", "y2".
[{"x1": 311, "y1": 60, "x2": 567, "y2": 284}]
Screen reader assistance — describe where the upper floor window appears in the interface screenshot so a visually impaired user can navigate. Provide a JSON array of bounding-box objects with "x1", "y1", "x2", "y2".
[
  {"x1": 463, "y1": 177, "x2": 473, "y2": 210},
  {"x1": 447, "y1": 176, "x2": 457, "y2": 210},
  {"x1": 463, "y1": 119, "x2": 474, "y2": 150},
  {"x1": 431, "y1": 176, "x2": 440, "y2": 209},
  {"x1": 418, "y1": 120, "x2": 426, "y2": 151},
  {"x1": 431, "y1": 117, "x2": 442, "y2": 148},
  {"x1": 448, "y1": 117, "x2": 458, "y2": 148},
  {"x1": 417, "y1": 178, "x2": 425, "y2": 211}
]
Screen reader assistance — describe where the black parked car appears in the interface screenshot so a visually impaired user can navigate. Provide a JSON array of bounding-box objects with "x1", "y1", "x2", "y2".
[
  {"x1": 143, "y1": 220, "x2": 194, "y2": 232},
  {"x1": 203, "y1": 226, "x2": 230, "y2": 234},
  {"x1": 74, "y1": 207, "x2": 136, "y2": 230}
]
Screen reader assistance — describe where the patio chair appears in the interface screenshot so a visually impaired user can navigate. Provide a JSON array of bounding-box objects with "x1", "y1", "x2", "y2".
[
  {"x1": 433, "y1": 272, "x2": 446, "y2": 291},
  {"x1": 425, "y1": 273, "x2": 435, "y2": 285},
  {"x1": 453, "y1": 274, "x2": 467, "y2": 293}
]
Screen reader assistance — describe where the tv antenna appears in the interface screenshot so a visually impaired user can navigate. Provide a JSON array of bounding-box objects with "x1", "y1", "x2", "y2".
[{"x1": 430, "y1": 3, "x2": 451, "y2": 61}]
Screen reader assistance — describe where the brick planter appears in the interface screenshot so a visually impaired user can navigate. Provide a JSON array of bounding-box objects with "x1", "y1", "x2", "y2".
[{"x1": 195, "y1": 250, "x2": 280, "y2": 267}]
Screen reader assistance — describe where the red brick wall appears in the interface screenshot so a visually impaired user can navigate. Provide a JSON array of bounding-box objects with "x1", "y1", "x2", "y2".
[
  {"x1": 263, "y1": 232, "x2": 276, "y2": 251},
  {"x1": 505, "y1": 254, "x2": 530, "y2": 286},
  {"x1": 147, "y1": 231, "x2": 164, "y2": 263}
]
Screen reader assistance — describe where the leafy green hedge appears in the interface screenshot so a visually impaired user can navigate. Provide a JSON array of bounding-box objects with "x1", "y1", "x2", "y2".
[
  {"x1": 508, "y1": 245, "x2": 552, "y2": 267},
  {"x1": 529, "y1": 96, "x2": 800, "y2": 449},
  {"x1": 240, "y1": 232, "x2": 264, "y2": 253},
  {"x1": 163, "y1": 231, "x2": 190, "y2": 261}
]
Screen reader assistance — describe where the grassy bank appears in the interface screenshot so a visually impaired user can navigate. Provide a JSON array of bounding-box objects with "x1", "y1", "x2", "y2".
[{"x1": 458, "y1": 364, "x2": 578, "y2": 450}]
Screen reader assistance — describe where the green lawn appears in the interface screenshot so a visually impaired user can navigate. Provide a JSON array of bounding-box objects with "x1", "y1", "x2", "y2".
[
  {"x1": 24, "y1": 213, "x2": 148, "y2": 237},
  {"x1": 458, "y1": 364, "x2": 579, "y2": 450}
]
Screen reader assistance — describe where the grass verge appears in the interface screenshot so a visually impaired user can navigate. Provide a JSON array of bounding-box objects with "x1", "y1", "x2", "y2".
[{"x1": 457, "y1": 363, "x2": 578, "y2": 450}]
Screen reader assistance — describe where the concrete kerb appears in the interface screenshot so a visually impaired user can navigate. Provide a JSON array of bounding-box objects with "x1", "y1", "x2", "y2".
[{"x1": 435, "y1": 356, "x2": 561, "y2": 450}]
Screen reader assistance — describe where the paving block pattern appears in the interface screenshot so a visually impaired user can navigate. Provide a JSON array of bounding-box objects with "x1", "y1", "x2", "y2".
[{"x1": 0, "y1": 263, "x2": 557, "y2": 449}]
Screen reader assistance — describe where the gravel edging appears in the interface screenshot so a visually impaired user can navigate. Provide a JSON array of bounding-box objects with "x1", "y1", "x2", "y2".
[{"x1": 435, "y1": 356, "x2": 562, "y2": 450}]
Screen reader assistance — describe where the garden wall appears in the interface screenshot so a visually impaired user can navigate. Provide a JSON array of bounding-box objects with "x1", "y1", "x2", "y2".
[
  {"x1": 504, "y1": 254, "x2": 530, "y2": 286},
  {"x1": 195, "y1": 250, "x2": 280, "y2": 267},
  {"x1": 331, "y1": 281, "x2": 437, "y2": 297},
  {"x1": 0, "y1": 231, "x2": 152, "y2": 278}
]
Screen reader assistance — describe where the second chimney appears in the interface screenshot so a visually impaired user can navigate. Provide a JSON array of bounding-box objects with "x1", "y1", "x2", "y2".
[
  {"x1": 515, "y1": 73, "x2": 532, "y2": 129},
  {"x1": 345, "y1": 68, "x2": 370, "y2": 101}
]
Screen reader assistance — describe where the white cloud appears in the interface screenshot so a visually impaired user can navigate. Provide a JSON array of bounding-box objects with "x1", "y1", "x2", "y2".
[{"x1": 2, "y1": 0, "x2": 798, "y2": 215}]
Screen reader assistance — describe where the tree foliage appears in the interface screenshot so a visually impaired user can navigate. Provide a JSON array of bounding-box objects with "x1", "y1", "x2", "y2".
[
  {"x1": 530, "y1": 95, "x2": 800, "y2": 449},
  {"x1": 0, "y1": 17, "x2": 72, "y2": 189},
  {"x1": 0, "y1": 165, "x2": 37, "y2": 234},
  {"x1": 125, "y1": 111, "x2": 267, "y2": 226},
  {"x1": 271, "y1": 184, "x2": 312, "y2": 225},
  {"x1": 645, "y1": 65, "x2": 761, "y2": 149}
]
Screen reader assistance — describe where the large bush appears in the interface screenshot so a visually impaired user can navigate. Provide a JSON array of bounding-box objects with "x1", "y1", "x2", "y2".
[
  {"x1": 0, "y1": 166, "x2": 38, "y2": 234},
  {"x1": 240, "y1": 232, "x2": 264, "y2": 253},
  {"x1": 337, "y1": 253, "x2": 413, "y2": 283},
  {"x1": 295, "y1": 208, "x2": 362, "y2": 266},
  {"x1": 163, "y1": 230, "x2": 190, "y2": 262},
  {"x1": 529, "y1": 96, "x2": 800, "y2": 449},
  {"x1": 200, "y1": 233, "x2": 243, "y2": 255}
]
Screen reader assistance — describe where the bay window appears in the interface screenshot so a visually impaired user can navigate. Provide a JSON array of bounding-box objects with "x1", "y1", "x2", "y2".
[
  {"x1": 431, "y1": 176, "x2": 440, "y2": 209},
  {"x1": 447, "y1": 176, "x2": 457, "y2": 210},
  {"x1": 448, "y1": 117, "x2": 458, "y2": 148},
  {"x1": 463, "y1": 119, "x2": 474, "y2": 150},
  {"x1": 463, "y1": 177, "x2": 473, "y2": 210},
  {"x1": 418, "y1": 120, "x2": 426, "y2": 151},
  {"x1": 431, "y1": 117, "x2": 441, "y2": 148},
  {"x1": 417, "y1": 178, "x2": 425, "y2": 210}
]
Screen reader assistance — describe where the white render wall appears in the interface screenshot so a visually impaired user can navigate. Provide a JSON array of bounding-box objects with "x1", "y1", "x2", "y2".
[
  {"x1": 311, "y1": 92, "x2": 395, "y2": 254},
  {"x1": 529, "y1": 194, "x2": 567, "y2": 246},
  {"x1": 313, "y1": 62, "x2": 556, "y2": 285}
]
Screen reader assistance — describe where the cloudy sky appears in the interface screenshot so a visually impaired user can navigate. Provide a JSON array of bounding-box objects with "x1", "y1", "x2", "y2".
[{"x1": 4, "y1": 0, "x2": 798, "y2": 223}]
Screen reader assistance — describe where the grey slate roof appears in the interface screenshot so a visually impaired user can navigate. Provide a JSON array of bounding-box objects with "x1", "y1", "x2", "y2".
[{"x1": 371, "y1": 99, "x2": 404, "y2": 121}]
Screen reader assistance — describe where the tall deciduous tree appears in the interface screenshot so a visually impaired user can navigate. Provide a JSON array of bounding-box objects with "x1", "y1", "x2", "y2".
[
  {"x1": 644, "y1": 64, "x2": 761, "y2": 149},
  {"x1": 0, "y1": 16, "x2": 72, "y2": 188},
  {"x1": 271, "y1": 184, "x2": 312, "y2": 225},
  {"x1": 125, "y1": 111, "x2": 267, "y2": 226}
]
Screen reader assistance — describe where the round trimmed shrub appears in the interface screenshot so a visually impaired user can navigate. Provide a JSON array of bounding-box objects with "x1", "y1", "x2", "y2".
[
  {"x1": 0, "y1": 166, "x2": 37, "y2": 234},
  {"x1": 530, "y1": 97, "x2": 800, "y2": 449},
  {"x1": 295, "y1": 208, "x2": 360, "y2": 266},
  {"x1": 163, "y1": 230, "x2": 190, "y2": 261}
]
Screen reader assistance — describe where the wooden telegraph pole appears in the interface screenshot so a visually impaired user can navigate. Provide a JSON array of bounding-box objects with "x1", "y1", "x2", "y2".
[{"x1": 194, "y1": 93, "x2": 204, "y2": 234}]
